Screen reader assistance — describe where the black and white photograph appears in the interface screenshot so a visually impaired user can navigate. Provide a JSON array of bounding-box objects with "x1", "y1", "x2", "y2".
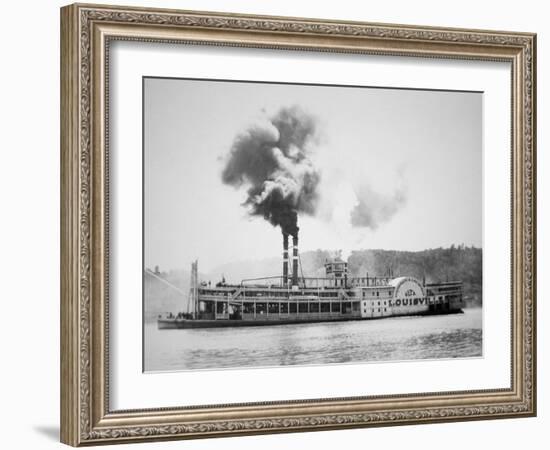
[{"x1": 143, "y1": 77, "x2": 483, "y2": 372}]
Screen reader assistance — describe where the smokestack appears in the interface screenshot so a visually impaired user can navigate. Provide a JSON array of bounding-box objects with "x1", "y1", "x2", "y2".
[
  {"x1": 282, "y1": 233, "x2": 289, "y2": 286},
  {"x1": 292, "y1": 233, "x2": 299, "y2": 289}
]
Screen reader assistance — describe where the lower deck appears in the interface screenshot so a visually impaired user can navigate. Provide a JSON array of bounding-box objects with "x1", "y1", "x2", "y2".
[
  {"x1": 199, "y1": 299, "x2": 362, "y2": 321},
  {"x1": 159, "y1": 292, "x2": 463, "y2": 329},
  {"x1": 195, "y1": 294, "x2": 461, "y2": 321}
]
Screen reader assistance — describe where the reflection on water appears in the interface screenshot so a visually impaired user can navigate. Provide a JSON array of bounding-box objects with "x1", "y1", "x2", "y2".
[{"x1": 144, "y1": 308, "x2": 482, "y2": 372}]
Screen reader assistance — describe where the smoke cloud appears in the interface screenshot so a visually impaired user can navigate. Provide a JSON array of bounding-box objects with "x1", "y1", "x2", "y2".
[
  {"x1": 221, "y1": 106, "x2": 320, "y2": 236},
  {"x1": 350, "y1": 184, "x2": 407, "y2": 230}
]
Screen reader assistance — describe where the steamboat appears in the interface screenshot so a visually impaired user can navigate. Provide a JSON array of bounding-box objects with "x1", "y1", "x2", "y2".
[{"x1": 155, "y1": 232, "x2": 464, "y2": 329}]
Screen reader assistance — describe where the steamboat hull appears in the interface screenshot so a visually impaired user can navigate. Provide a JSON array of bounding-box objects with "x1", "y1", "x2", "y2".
[{"x1": 157, "y1": 308, "x2": 463, "y2": 329}]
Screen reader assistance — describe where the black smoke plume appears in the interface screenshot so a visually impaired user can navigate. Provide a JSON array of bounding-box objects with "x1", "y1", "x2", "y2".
[{"x1": 221, "y1": 106, "x2": 320, "y2": 236}]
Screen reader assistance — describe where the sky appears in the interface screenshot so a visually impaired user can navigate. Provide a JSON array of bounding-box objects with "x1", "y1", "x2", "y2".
[{"x1": 144, "y1": 77, "x2": 482, "y2": 273}]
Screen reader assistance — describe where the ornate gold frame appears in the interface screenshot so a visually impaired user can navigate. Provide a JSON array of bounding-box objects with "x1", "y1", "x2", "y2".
[{"x1": 60, "y1": 3, "x2": 536, "y2": 446}]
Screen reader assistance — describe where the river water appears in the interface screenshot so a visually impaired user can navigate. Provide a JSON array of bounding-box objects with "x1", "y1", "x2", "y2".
[{"x1": 144, "y1": 308, "x2": 482, "y2": 372}]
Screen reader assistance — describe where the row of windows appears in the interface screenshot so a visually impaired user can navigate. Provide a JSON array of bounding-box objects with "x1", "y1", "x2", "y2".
[
  {"x1": 363, "y1": 308, "x2": 388, "y2": 313},
  {"x1": 243, "y1": 303, "x2": 343, "y2": 314},
  {"x1": 362, "y1": 300, "x2": 388, "y2": 306},
  {"x1": 362, "y1": 290, "x2": 391, "y2": 298},
  {"x1": 428, "y1": 286, "x2": 461, "y2": 293}
]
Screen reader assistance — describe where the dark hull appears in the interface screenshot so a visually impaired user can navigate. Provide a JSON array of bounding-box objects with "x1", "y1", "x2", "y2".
[{"x1": 158, "y1": 309, "x2": 463, "y2": 329}]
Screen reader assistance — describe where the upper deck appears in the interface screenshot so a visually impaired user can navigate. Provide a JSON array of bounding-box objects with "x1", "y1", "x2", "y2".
[{"x1": 200, "y1": 275, "x2": 394, "y2": 295}]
